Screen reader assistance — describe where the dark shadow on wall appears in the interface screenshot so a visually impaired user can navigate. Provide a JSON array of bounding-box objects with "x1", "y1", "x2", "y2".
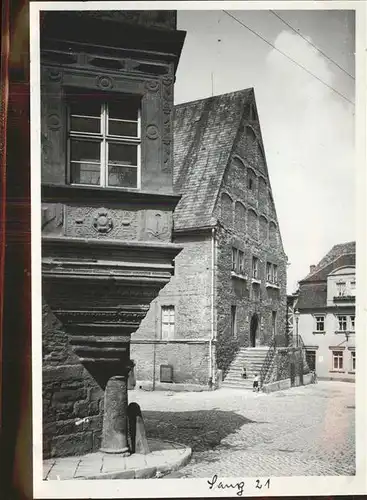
[{"x1": 142, "y1": 409, "x2": 262, "y2": 452}]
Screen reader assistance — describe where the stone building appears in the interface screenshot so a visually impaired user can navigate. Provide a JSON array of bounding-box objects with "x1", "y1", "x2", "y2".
[
  {"x1": 294, "y1": 242, "x2": 356, "y2": 381},
  {"x1": 131, "y1": 89, "x2": 288, "y2": 388},
  {"x1": 41, "y1": 11, "x2": 186, "y2": 458}
]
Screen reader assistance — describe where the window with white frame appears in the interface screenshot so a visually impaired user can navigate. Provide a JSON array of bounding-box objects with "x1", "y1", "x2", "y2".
[
  {"x1": 266, "y1": 262, "x2": 271, "y2": 282},
  {"x1": 350, "y1": 280, "x2": 356, "y2": 295},
  {"x1": 231, "y1": 305, "x2": 237, "y2": 337},
  {"x1": 350, "y1": 315, "x2": 355, "y2": 331},
  {"x1": 161, "y1": 305, "x2": 175, "y2": 340},
  {"x1": 231, "y1": 248, "x2": 245, "y2": 274},
  {"x1": 252, "y1": 256, "x2": 259, "y2": 279},
  {"x1": 332, "y1": 350, "x2": 343, "y2": 371},
  {"x1": 336, "y1": 281, "x2": 346, "y2": 296},
  {"x1": 273, "y1": 265, "x2": 278, "y2": 283},
  {"x1": 266, "y1": 262, "x2": 278, "y2": 284},
  {"x1": 315, "y1": 315, "x2": 325, "y2": 332},
  {"x1": 337, "y1": 315, "x2": 347, "y2": 331},
  {"x1": 231, "y1": 248, "x2": 237, "y2": 272},
  {"x1": 68, "y1": 94, "x2": 141, "y2": 188},
  {"x1": 351, "y1": 351, "x2": 356, "y2": 371}
]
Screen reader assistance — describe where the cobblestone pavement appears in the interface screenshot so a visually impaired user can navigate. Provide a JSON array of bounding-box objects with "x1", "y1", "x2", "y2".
[{"x1": 129, "y1": 381, "x2": 355, "y2": 477}]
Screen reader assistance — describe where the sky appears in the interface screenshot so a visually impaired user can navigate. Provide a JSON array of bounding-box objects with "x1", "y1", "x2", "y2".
[{"x1": 174, "y1": 9, "x2": 355, "y2": 293}]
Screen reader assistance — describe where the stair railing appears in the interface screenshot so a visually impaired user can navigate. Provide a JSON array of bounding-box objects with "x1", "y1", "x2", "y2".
[{"x1": 260, "y1": 338, "x2": 277, "y2": 388}]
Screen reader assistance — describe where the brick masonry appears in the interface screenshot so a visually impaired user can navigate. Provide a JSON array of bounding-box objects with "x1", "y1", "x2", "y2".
[
  {"x1": 131, "y1": 234, "x2": 213, "y2": 385},
  {"x1": 42, "y1": 302, "x2": 105, "y2": 458}
]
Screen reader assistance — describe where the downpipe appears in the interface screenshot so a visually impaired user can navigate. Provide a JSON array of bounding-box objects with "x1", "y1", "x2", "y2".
[{"x1": 209, "y1": 228, "x2": 216, "y2": 389}]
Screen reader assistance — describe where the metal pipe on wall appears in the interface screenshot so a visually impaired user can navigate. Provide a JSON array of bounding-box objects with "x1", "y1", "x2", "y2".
[{"x1": 209, "y1": 228, "x2": 216, "y2": 387}]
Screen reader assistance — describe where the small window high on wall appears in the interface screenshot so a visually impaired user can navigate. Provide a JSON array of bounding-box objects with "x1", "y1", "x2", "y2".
[
  {"x1": 67, "y1": 93, "x2": 141, "y2": 188},
  {"x1": 231, "y1": 305, "x2": 237, "y2": 337}
]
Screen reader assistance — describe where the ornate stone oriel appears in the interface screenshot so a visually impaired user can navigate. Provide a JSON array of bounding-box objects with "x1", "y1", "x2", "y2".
[{"x1": 41, "y1": 11, "x2": 186, "y2": 458}]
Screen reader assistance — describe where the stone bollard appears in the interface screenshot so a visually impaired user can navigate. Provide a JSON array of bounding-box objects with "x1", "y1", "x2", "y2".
[{"x1": 128, "y1": 402, "x2": 150, "y2": 455}]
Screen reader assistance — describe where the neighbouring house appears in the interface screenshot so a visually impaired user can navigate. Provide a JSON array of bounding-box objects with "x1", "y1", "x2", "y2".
[
  {"x1": 131, "y1": 89, "x2": 288, "y2": 389},
  {"x1": 294, "y1": 242, "x2": 356, "y2": 381}
]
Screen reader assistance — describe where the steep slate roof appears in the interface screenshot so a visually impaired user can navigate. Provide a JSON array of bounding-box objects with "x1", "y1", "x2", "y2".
[
  {"x1": 297, "y1": 241, "x2": 356, "y2": 310},
  {"x1": 296, "y1": 283, "x2": 327, "y2": 310},
  {"x1": 300, "y1": 242, "x2": 356, "y2": 283},
  {"x1": 173, "y1": 88, "x2": 254, "y2": 230}
]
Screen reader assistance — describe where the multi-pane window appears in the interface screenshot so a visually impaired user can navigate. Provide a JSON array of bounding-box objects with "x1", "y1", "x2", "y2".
[
  {"x1": 350, "y1": 315, "x2": 355, "y2": 331},
  {"x1": 252, "y1": 256, "x2": 259, "y2": 279},
  {"x1": 315, "y1": 316, "x2": 325, "y2": 332},
  {"x1": 337, "y1": 315, "x2": 347, "y2": 331},
  {"x1": 266, "y1": 262, "x2": 271, "y2": 281},
  {"x1": 332, "y1": 350, "x2": 343, "y2": 371},
  {"x1": 68, "y1": 94, "x2": 141, "y2": 188},
  {"x1": 232, "y1": 248, "x2": 245, "y2": 274},
  {"x1": 336, "y1": 281, "x2": 346, "y2": 296},
  {"x1": 272, "y1": 310, "x2": 277, "y2": 337},
  {"x1": 266, "y1": 262, "x2": 278, "y2": 284},
  {"x1": 351, "y1": 351, "x2": 356, "y2": 371},
  {"x1": 231, "y1": 248, "x2": 237, "y2": 272},
  {"x1": 161, "y1": 306, "x2": 175, "y2": 340},
  {"x1": 231, "y1": 306, "x2": 237, "y2": 337}
]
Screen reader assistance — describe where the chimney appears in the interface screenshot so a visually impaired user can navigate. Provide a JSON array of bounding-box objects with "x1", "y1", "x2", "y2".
[{"x1": 310, "y1": 265, "x2": 316, "y2": 273}]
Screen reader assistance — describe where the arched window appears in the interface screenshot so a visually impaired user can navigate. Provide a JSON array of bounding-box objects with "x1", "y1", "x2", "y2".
[
  {"x1": 234, "y1": 202, "x2": 246, "y2": 236},
  {"x1": 220, "y1": 193, "x2": 233, "y2": 227},
  {"x1": 248, "y1": 209, "x2": 258, "y2": 240},
  {"x1": 260, "y1": 215, "x2": 268, "y2": 242},
  {"x1": 269, "y1": 221, "x2": 278, "y2": 247},
  {"x1": 258, "y1": 176, "x2": 267, "y2": 206},
  {"x1": 247, "y1": 168, "x2": 256, "y2": 191}
]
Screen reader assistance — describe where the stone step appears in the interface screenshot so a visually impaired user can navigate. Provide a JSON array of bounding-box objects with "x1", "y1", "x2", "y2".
[
  {"x1": 236, "y1": 351, "x2": 269, "y2": 355},
  {"x1": 223, "y1": 346, "x2": 270, "y2": 386},
  {"x1": 230, "y1": 364, "x2": 265, "y2": 369},
  {"x1": 228, "y1": 367, "x2": 264, "y2": 373},
  {"x1": 221, "y1": 382, "x2": 254, "y2": 390},
  {"x1": 234, "y1": 355, "x2": 268, "y2": 360},
  {"x1": 224, "y1": 379, "x2": 256, "y2": 385}
]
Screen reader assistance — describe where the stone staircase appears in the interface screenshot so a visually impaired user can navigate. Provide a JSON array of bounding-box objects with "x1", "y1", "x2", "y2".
[{"x1": 221, "y1": 347, "x2": 270, "y2": 390}]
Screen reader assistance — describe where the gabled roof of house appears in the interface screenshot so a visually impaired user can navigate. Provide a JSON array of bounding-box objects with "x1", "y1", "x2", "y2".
[
  {"x1": 300, "y1": 242, "x2": 356, "y2": 283},
  {"x1": 297, "y1": 241, "x2": 356, "y2": 310},
  {"x1": 173, "y1": 88, "x2": 254, "y2": 230},
  {"x1": 296, "y1": 282, "x2": 327, "y2": 310}
]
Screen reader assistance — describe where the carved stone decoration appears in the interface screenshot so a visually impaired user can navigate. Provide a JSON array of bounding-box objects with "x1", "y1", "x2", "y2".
[
  {"x1": 96, "y1": 75, "x2": 114, "y2": 90},
  {"x1": 42, "y1": 137, "x2": 53, "y2": 161},
  {"x1": 145, "y1": 80, "x2": 160, "y2": 93},
  {"x1": 161, "y1": 77, "x2": 174, "y2": 171},
  {"x1": 64, "y1": 205, "x2": 139, "y2": 240},
  {"x1": 146, "y1": 124, "x2": 159, "y2": 140},
  {"x1": 93, "y1": 209, "x2": 113, "y2": 234},
  {"x1": 143, "y1": 211, "x2": 171, "y2": 241},
  {"x1": 47, "y1": 68, "x2": 63, "y2": 82},
  {"x1": 41, "y1": 203, "x2": 64, "y2": 235},
  {"x1": 47, "y1": 113, "x2": 61, "y2": 131}
]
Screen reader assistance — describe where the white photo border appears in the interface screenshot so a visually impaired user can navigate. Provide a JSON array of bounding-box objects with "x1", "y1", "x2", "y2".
[{"x1": 30, "y1": 1, "x2": 367, "y2": 498}]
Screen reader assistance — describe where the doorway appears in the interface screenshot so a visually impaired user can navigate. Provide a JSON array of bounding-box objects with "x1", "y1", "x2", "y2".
[{"x1": 250, "y1": 313, "x2": 259, "y2": 347}]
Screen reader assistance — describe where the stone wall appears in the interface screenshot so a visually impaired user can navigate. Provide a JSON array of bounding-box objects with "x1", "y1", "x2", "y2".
[
  {"x1": 266, "y1": 347, "x2": 306, "y2": 386},
  {"x1": 131, "y1": 342, "x2": 209, "y2": 386},
  {"x1": 42, "y1": 303, "x2": 104, "y2": 458},
  {"x1": 131, "y1": 233, "x2": 213, "y2": 385},
  {"x1": 214, "y1": 139, "x2": 288, "y2": 375}
]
